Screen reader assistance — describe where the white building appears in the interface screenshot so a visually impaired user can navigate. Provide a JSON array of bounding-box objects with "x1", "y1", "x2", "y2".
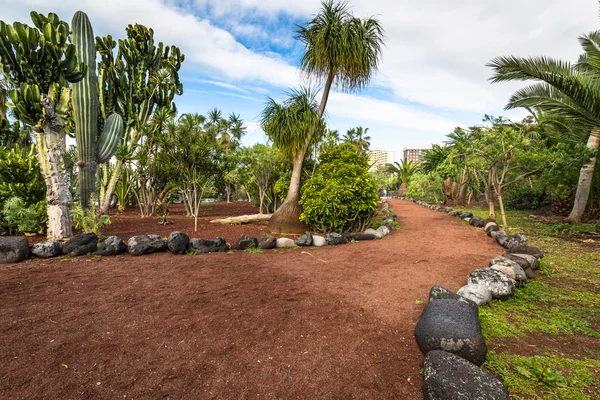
[{"x1": 368, "y1": 149, "x2": 396, "y2": 172}]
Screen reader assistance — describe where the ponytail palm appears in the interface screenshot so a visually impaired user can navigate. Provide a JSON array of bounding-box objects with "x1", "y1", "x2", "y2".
[
  {"x1": 488, "y1": 31, "x2": 600, "y2": 223},
  {"x1": 260, "y1": 87, "x2": 325, "y2": 233},
  {"x1": 262, "y1": 0, "x2": 384, "y2": 233}
]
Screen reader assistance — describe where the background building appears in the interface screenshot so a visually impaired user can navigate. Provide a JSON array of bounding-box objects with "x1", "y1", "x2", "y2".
[
  {"x1": 368, "y1": 149, "x2": 396, "y2": 172},
  {"x1": 403, "y1": 145, "x2": 431, "y2": 163}
]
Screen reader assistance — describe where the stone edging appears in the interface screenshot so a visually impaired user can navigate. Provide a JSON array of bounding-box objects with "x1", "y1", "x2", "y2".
[
  {"x1": 410, "y1": 199, "x2": 544, "y2": 400},
  {"x1": 0, "y1": 200, "x2": 399, "y2": 263}
]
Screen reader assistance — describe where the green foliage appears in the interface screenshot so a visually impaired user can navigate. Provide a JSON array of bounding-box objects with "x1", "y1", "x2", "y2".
[
  {"x1": 235, "y1": 144, "x2": 282, "y2": 213},
  {"x1": 71, "y1": 195, "x2": 110, "y2": 234},
  {"x1": 0, "y1": 144, "x2": 45, "y2": 205},
  {"x1": 2, "y1": 196, "x2": 46, "y2": 234},
  {"x1": 300, "y1": 143, "x2": 378, "y2": 233},
  {"x1": 407, "y1": 172, "x2": 444, "y2": 203},
  {"x1": 0, "y1": 12, "x2": 85, "y2": 128}
]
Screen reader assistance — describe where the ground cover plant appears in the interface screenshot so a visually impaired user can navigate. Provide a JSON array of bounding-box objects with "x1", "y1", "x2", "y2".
[{"x1": 451, "y1": 207, "x2": 600, "y2": 399}]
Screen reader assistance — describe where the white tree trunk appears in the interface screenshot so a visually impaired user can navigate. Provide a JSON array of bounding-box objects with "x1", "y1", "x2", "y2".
[
  {"x1": 34, "y1": 126, "x2": 72, "y2": 241},
  {"x1": 568, "y1": 129, "x2": 600, "y2": 224}
]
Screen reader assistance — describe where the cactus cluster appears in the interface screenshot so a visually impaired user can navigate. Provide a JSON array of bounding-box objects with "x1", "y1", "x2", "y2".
[
  {"x1": 71, "y1": 11, "x2": 124, "y2": 207},
  {"x1": 0, "y1": 12, "x2": 86, "y2": 128}
]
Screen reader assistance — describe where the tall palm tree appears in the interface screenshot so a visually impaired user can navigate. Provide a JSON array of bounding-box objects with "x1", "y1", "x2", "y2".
[
  {"x1": 260, "y1": 0, "x2": 384, "y2": 233},
  {"x1": 260, "y1": 87, "x2": 325, "y2": 233},
  {"x1": 487, "y1": 31, "x2": 600, "y2": 224}
]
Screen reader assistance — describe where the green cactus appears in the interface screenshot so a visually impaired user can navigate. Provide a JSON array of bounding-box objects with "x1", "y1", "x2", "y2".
[
  {"x1": 0, "y1": 11, "x2": 86, "y2": 240},
  {"x1": 71, "y1": 11, "x2": 123, "y2": 208}
]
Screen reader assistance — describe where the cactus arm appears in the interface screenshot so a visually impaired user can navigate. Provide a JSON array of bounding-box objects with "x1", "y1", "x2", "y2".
[{"x1": 97, "y1": 113, "x2": 124, "y2": 163}]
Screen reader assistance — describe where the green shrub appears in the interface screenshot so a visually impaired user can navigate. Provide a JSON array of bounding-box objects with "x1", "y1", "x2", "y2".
[
  {"x1": 0, "y1": 144, "x2": 45, "y2": 206},
  {"x1": 406, "y1": 172, "x2": 444, "y2": 203},
  {"x1": 2, "y1": 196, "x2": 47, "y2": 235},
  {"x1": 300, "y1": 144, "x2": 378, "y2": 233}
]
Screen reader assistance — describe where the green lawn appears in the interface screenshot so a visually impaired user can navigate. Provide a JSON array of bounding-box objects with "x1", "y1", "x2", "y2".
[{"x1": 455, "y1": 208, "x2": 600, "y2": 399}]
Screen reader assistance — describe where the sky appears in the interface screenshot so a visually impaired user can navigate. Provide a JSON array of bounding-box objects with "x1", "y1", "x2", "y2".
[{"x1": 1, "y1": 0, "x2": 599, "y2": 161}]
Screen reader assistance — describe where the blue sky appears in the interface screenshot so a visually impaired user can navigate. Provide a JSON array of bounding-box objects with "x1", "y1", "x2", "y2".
[{"x1": 2, "y1": 0, "x2": 599, "y2": 161}]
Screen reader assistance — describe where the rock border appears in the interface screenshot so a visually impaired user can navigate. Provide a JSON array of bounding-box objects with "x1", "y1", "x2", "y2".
[
  {"x1": 410, "y1": 198, "x2": 544, "y2": 399},
  {"x1": 0, "y1": 200, "x2": 398, "y2": 263}
]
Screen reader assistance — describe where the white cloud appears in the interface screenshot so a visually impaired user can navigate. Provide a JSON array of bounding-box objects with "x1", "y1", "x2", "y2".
[{"x1": 2, "y1": 0, "x2": 598, "y2": 150}]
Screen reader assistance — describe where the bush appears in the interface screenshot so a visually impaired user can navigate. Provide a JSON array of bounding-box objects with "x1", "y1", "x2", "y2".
[
  {"x1": 2, "y1": 197, "x2": 47, "y2": 235},
  {"x1": 300, "y1": 144, "x2": 378, "y2": 233},
  {"x1": 406, "y1": 172, "x2": 444, "y2": 203}
]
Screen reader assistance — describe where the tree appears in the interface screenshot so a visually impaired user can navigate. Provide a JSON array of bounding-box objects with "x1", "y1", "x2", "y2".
[
  {"x1": 236, "y1": 144, "x2": 281, "y2": 214},
  {"x1": 163, "y1": 113, "x2": 219, "y2": 231},
  {"x1": 97, "y1": 24, "x2": 184, "y2": 214},
  {"x1": 257, "y1": 0, "x2": 384, "y2": 233},
  {"x1": 260, "y1": 88, "x2": 325, "y2": 233},
  {"x1": 386, "y1": 160, "x2": 416, "y2": 192},
  {"x1": 487, "y1": 30, "x2": 600, "y2": 224},
  {"x1": 343, "y1": 126, "x2": 371, "y2": 155},
  {"x1": 0, "y1": 12, "x2": 86, "y2": 239}
]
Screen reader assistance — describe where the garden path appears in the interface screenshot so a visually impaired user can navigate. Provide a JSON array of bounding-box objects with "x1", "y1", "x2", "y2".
[{"x1": 0, "y1": 199, "x2": 502, "y2": 399}]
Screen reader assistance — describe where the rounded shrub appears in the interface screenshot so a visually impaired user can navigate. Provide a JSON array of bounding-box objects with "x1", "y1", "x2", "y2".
[{"x1": 300, "y1": 143, "x2": 378, "y2": 233}]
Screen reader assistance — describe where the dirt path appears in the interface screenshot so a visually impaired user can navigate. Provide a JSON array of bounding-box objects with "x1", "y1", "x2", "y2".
[{"x1": 0, "y1": 199, "x2": 501, "y2": 399}]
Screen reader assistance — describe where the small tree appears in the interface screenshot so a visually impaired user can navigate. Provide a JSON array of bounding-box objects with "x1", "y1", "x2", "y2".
[{"x1": 236, "y1": 144, "x2": 281, "y2": 214}]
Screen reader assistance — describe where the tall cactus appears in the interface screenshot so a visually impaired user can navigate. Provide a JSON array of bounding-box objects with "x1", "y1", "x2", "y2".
[
  {"x1": 0, "y1": 12, "x2": 86, "y2": 240},
  {"x1": 71, "y1": 11, "x2": 123, "y2": 208}
]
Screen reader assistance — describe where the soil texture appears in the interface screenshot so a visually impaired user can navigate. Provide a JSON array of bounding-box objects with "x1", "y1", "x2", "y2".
[{"x1": 1, "y1": 199, "x2": 502, "y2": 399}]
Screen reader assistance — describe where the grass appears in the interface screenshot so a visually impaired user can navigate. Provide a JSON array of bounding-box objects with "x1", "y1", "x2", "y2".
[{"x1": 454, "y1": 207, "x2": 600, "y2": 399}]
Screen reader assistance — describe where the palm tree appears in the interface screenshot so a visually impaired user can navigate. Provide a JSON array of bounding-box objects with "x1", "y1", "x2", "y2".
[
  {"x1": 259, "y1": 0, "x2": 384, "y2": 233},
  {"x1": 487, "y1": 31, "x2": 600, "y2": 224},
  {"x1": 343, "y1": 126, "x2": 371, "y2": 155},
  {"x1": 260, "y1": 88, "x2": 325, "y2": 233},
  {"x1": 386, "y1": 160, "x2": 416, "y2": 191}
]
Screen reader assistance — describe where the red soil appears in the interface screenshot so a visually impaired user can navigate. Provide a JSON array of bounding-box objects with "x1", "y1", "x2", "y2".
[{"x1": 0, "y1": 199, "x2": 502, "y2": 399}]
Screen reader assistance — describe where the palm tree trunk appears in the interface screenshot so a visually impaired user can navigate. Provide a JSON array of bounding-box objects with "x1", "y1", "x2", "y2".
[
  {"x1": 34, "y1": 125, "x2": 72, "y2": 241},
  {"x1": 267, "y1": 150, "x2": 309, "y2": 233},
  {"x1": 567, "y1": 129, "x2": 600, "y2": 224}
]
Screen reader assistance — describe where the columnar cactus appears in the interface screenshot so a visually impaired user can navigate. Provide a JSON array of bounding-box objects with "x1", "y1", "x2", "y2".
[{"x1": 71, "y1": 11, "x2": 123, "y2": 208}]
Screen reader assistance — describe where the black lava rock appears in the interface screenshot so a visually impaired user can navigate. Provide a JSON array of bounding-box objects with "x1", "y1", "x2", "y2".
[
  {"x1": 97, "y1": 236, "x2": 128, "y2": 256},
  {"x1": 296, "y1": 232, "x2": 313, "y2": 247},
  {"x1": 428, "y1": 285, "x2": 478, "y2": 311},
  {"x1": 423, "y1": 350, "x2": 510, "y2": 400},
  {"x1": 257, "y1": 237, "x2": 276, "y2": 250},
  {"x1": 127, "y1": 234, "x2": 166, "y2": 256},
  {"x1": 62, "y1": 233, "x2": 98, "y2": 257},
  {"x1": 189, "y1": 237, "x2": 229, "y2": 253},
  {"x1": 415, "y1": 299, "x2": 487, "y2": 365},
  {"x1": 31, "y1": 241, "x2": 62, "y2": 258},
  {"x1": 469, "y1": 216, "x2": 485, "y2": 228},
  {"x1": 231, "y1": 235, "x2": 258, "y2": 251},
  {"x1": 0, "y1": 236, "x2": 30, "y2": 263},
  {"x1": 324, "y1": 232, "x2": 347, "y2": 245},
  {"x1": 167, "y1": 231, "x2": 190, "y2": 254}
]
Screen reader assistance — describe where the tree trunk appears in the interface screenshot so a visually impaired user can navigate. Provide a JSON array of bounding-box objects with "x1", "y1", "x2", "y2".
[
  {"x1": 458, "y1": 166, "x2": 468, "y2": 206},
  {"x1": 100, "y1": 158, "x2": 124, "y2": 214},
  {"x1": 442, "y1": 178, "x2": 454, "y2": 206},
  {"x1": 567, "y1": 129, "x2": 600, "y2": 224},
  {"x1": 497, "y1": 190, "x2": 507, "y2": 228},
  {"x1": 451, "y1": 181, "x2": 459, "y2": 206},
  {"x1": 34, "y1": 126, "x2": 72, "y2": 241},
  {"x1": 267, "y1": 151, "x2": 309, "y2": 234}
]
